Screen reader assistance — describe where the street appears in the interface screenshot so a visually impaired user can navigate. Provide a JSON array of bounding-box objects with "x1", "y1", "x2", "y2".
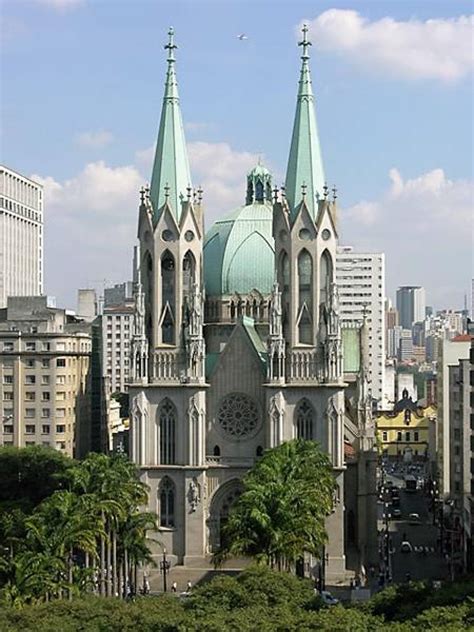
[{"x1": 378, "y1": 472, "x2": 447, "y2": 584}]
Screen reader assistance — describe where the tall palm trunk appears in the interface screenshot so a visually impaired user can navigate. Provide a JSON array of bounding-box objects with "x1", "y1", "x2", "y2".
[
  {"x1": 112, "y1": 530, "x2": 117, "y2": 597},
  {"x1": 118, "y1": 558, "x2": 123, "y2": 600},
  {"x1": 100, "y1": 512, "x2": 106, "y2": 596},
  {"x1": 124, "y1": 547, "x2": 129, "y2": 598},
  {"x1": 106, "y1": 522, "x2": 112, "y2": 597},
  {"x1": 68, "y1": 547, "x2": 73, "y2": 600}
]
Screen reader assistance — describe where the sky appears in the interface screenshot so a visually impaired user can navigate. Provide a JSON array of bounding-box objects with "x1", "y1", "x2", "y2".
[{"x1": 1, "y1": 0, "x2": 473, "y2": 311}]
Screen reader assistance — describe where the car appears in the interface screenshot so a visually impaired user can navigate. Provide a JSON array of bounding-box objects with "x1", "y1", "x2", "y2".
[
  {"x1": 400, "y1": 541, "x2": 413, "y2": 553},
  {"x1": 408, "y1": 513, "x2": 421, "y2": 525},
  {"x1": 320, "y1": 590, "x2": 339, "y2": 605},
  {"x1": 392, "y1": 508, "x2": 401, "y2": 519}
]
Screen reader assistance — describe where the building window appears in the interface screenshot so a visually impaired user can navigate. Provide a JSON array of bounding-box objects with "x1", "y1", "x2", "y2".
[
  {"x1": 41, "y1": 425, "x2": 50, "y2": 434},
  {"x1": 56, "y1": 375, "x2": 66, "y2": 385},
  {"x1": 56, "y1": 408, "x2": 66, "y2": 418},
  {"x1": 25, "y1": 342, "x2": 36, "y2": 351},
  {"x1": 404, "y1": 410, "x2": 411, "y2": 425},
  {"x1": 213, "y1": 445, "x2": 220, "y2": 457},
  {"x1": 56, "y1": 424, "x2": 66, "y2": 433},
  {"x1": 3, "y1": 392, "x2": 13, "y2": 401},
  {"x1": 56, "y1": 392, "x2": 66, "y2": 401},
  {"x1": 405, "y1": 431, "x2": 410, "y2": 442},
  {"x1": 382, "y1": 431, "x2": 388, "y2": 441},
  {"x1": 159, "y1": 477, "x2": 175, "y2": 528},
  {"x1": 56, "y1": 342, "x2": 66, "y2": 351},
  {"x1": 3, "y1": 425, "x2": 13, "y2": 434},
  {"x1": 25, "y1": 392, "x2": 36, "y2": 401},
  {"x1": 414, "y1": 431, "x2": 419, "y2": 442},
  {"x1": 297, "y1": 249, "x2": 313, "y2": 345},
  {"x1": 25, "y1": 360, "x2": 35, "y2": 368},
  {"x1": 158, "y1": 399, "x2": 176, "y2": 464},
  {"x1": 295, "y1": 399, "x2": 315, "y2": 440},
  {"x1": 42, "y1": 392, "x2": 50, "y2": 401},
  {"x1": 3, "y1": 375, "x2": 13, "y2": 384},
  {"x1": 3, "y1": 342, "x2": 14, "y2": 351},
  {"x1": 25, "y1": 409, "x2": 35, "y2": 418},
  {"x1": 397, "y1": 431, "x2": 402, "y2": 441},
  {"x1": 56, "y1": 441, "x2": 66, "y2": 450},
  {"x1": 42, "y1": 359, "x2": 50, "y2": 368},
  {"x1": 42, "y1": 342, "x2": 51, "y2": 351},
  {"x1": 453, "y1": 428, "x2": 461, "y2": 441},
  {"x1": 25, "y1": 425, "x2": 36, "y2": 434},
  {"x1": 25, "y1": 375, "x2": 36, "y2": 384},
  {"x1": 42, "y1": 376, "x2": 50, "y2": 385},
  {"x1": 56, "y1": 358, "x2": 66, "y2": 367}
]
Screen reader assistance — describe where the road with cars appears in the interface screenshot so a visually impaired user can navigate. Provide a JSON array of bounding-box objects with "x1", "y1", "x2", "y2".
[{"x1": 378, "y1": 471, "x2": 447, "y2": 584}]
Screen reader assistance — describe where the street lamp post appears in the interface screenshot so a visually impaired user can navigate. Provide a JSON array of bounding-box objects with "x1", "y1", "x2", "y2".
[{"x1": 159, "y1": 549, "x2": 171, "y2": 593}]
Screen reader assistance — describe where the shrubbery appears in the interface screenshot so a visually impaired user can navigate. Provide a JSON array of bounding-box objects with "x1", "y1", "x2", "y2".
[{"x1": 0, "y1": 566, "x2": 472, "y2": 631}]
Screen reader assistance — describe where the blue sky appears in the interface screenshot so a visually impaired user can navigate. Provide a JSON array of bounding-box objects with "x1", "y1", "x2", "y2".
[{"x1": 1, "y1": 0, "x2": 472, "y2": 310}]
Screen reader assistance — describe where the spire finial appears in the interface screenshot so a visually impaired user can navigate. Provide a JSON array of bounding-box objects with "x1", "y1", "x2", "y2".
[
  {"x1": 186, "y1": 184, "x2": 192, "y2": 201},
  {"x1": 301, "y1": 181, "x2": 307, "y2": 198},
  {"x1": 164, "y1": 182, "x2": 170, "y2": 202},
  {"x1": 299, "y1": 23, "x2": 312, "y2": 60},
  {"x1": 273, "y1": 185, "x2": 279, "y2": 204},
  {"x1": 197, "y1": 186, "x2": 203, "y2": 204},
  {"x1": 323, "y1": 182, "x2": 329, "y2": 199},
  {"x1": 165, "y1": 26, "x2": 177, "y2": 63},
  {"x1": 332, "y1": 185, "x2": 337, "y2": 201},
  {"x1": 140, "y1": 186, "x2": 146, "y2": 204}
]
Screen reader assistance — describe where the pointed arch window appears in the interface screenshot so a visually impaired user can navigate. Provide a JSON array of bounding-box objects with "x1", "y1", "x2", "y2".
[
  {"x1": 182, "y1": 250, "x2": 196, "y2": 303},
  {"x1": 319, "y1": 250, "x2": 333, "y2": 310},
  {"x1": 160, "y1": 251, "x2": 175, "y2": 344},
  {"x1": 295, "y1": 399, "x2": 315, "y2": 440},
  {"x1": 297, "y1": 249, "x2": 313, "y2": 344},
  {"x1": 280, "y1": 251, "x2": 290, "y2": 328},
  {"x1": 159, "y1": 477, "x2": 175, "y2": 528},
  {"x1": 255, "y1": 179, "x2": 264, "y2": 202},
  {"x1": 158, "y1": 399, "x2": 176, "y2": 464}
]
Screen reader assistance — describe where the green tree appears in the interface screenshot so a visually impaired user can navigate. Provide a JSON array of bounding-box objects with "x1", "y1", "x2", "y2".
[{"x1": 215, "y1": 440, "x2": 335, "y2": 569}]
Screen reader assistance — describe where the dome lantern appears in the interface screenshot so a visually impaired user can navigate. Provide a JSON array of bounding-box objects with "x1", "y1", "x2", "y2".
[{"x1": 245, "y1": 162, "x2": 272, "y2": 205}]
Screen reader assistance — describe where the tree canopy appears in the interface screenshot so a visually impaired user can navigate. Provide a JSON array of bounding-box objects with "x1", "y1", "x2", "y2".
[{"x1": 215, "y1": 439, "x2": 336, "y2": 567}]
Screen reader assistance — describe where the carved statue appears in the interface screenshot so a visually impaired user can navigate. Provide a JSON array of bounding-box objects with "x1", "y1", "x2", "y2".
[{"x1": 188, "y1": 477, "x2": 201, "y2": 512}]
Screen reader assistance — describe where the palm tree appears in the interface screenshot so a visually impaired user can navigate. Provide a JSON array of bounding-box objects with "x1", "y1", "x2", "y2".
[{"x1": 215, "y1": 440, "x2": 335, "y2": 570}]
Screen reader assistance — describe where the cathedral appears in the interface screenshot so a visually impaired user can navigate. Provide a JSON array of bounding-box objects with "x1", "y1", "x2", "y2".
[{"x1": 129, "y1": 26, "x2": 377, "y2": 581}]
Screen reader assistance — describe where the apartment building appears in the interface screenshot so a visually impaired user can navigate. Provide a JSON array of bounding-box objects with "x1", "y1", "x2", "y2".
[
  {"x1": 336, "y1": 246, "x2": 385, "y2": 407},
  {"x1": 101, "y1": 283, "x2": 134, "y2": 393},
  {"x1": 0, "y1": 296, "x2": 92, "y2": 457},
  {"x1": 0, "y1": 166, "x2": 43, "y2": 308}
]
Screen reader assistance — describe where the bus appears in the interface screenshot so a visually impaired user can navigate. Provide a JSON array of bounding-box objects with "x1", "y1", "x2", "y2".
[{"x1": 405, "y1": 475, "x2": 417, "y2": 492}]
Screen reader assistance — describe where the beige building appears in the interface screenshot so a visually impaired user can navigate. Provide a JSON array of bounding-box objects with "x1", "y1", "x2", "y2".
[
  {"x1": 102, "y1": 283, "x2": 134, "y2": 394},
  {"x1": 0, "y1": 166, "x2": 43, "y2": 308},
  {"x1": 0, "y1": 296, "x2": 92, "y2": 457},
  {"x1": 437, "y1": 335, "x2": 471, "y2": 495}
]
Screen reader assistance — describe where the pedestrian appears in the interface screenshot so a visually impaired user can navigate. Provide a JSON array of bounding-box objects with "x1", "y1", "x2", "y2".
[
  {"x1": 171, "y1": 581, "x2": 177, "y2": 593},
  {"x1": 186, "y1": 580, "x2": 192, "y2": 592}
]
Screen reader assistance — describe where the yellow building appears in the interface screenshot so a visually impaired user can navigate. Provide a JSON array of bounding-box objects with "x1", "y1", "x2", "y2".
[{"x1": 376, "y1": 389, "x2": 436, "y2": 460}]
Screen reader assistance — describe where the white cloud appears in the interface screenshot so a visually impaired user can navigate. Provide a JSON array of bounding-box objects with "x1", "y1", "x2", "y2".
[
  {"x1": 136, "y1": 141, "x2": 268, "y2": 223},
  {"x1": 185, "y1": 122, "x2": 212, "y2": 133},
  {"x1": 75, "y1": 130, "x2": 114, "y2": 148},
  {"x1": 34, "y1": 0, "x2": 84, "y2": 10},
  {"x1": 342, "y1": 168, "x2": 473, "y2": 308},
  {"x1": 32, "y1": 162, "x2": 144, "y2": 307},
  {"x1": 303, "y1": 10, "x2": 474, "y2": 82},
  {"x1": 33, "y1": 140, "x2": 267, "y2": 306}
]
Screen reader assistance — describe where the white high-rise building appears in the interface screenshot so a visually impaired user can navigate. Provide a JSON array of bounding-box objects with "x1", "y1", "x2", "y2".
[
  {"x1": 101, "y1": 283, "x2": 134, "y2": 393},
  {"x1": 336, "y1": 247, "x2": 385, "y2": 407},
  {"x1": 0, "y1": 166, "x2": 44, "y2": 308}
]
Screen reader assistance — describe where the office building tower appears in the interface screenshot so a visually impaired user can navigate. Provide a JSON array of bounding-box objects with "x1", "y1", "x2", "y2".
[
  {"x1": 336, "y1": 246, "x2": 385, "y2": 406},
  {"x1": 398, "y1": 328, "x2": 413, "y2": 361},
  {"x1": 396, "y1": 286, "x2": 426, "y2": 329},
  {"x1": 102, "y1": 283, "x2": 134, "y2": 393},
  {"x1": 0, "y1": 296, "x2": 92, "y2": 457},
  {"x1": 0, "y1": 166, "x2": 43, "y2": 308}
]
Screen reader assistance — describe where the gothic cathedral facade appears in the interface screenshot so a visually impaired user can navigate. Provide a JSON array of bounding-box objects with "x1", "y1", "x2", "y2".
[{"x1": 129, "y1": 26, "x2": 357, "y2": 579}]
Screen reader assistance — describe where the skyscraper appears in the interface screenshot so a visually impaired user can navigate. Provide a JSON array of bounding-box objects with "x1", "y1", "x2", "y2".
[
  {"x1": 336, "y1": 246, "x2": 386, "y2": 407},
  {"x1": 396, "y1": 286, "x2": 426, "y2": 329},
  {"x1": 0, "y1": 166, "x2": 44, "y2": 308}
]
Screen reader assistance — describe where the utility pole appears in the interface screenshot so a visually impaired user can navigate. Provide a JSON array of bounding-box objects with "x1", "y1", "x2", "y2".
[{"x1": 160, "y1": 549, "x2": 170, "y2": 592}]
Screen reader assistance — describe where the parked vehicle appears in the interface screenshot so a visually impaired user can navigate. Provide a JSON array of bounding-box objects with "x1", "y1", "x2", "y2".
[
  {"x1": 320, "y1": 590, "x2": 339, "y2": 605},
  {"x1": 408, "y1": 512, "x2": 421, "y2": 525},
  {"x1": 392, "y1": 508, "x2": 401, "y2": 519},
  {"x1": 400, "y1": 541, "x2": 413, "y2": 553},
  {"x1": 405, "y1": 475, "x2": 417, "y2": 492}
]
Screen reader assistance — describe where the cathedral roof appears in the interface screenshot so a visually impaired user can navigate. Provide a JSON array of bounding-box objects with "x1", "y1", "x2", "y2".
[
  {"x1": 149, "y1": 28, "x2": 192, "y2": 224},
  {"x1": 204, "y1": 166, "x2": 275, "y2": 297}
]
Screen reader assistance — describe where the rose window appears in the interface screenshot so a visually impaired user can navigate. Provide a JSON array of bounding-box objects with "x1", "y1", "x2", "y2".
[{"x1": 217, "y1": 393, "x2": 260, "y2": 439}]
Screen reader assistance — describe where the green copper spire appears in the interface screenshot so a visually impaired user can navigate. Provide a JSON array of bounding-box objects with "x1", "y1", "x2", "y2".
[
  {"x1": 285, "y1": 24, "x2": 325, "y2": 219},
  {"x1": 150, "y1": 27, "x2": 192, "y2": 223}
]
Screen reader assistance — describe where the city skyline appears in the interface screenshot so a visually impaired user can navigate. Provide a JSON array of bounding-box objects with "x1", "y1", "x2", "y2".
[{"x1": 1, "y1": 1, "x2": 472, "y2": 310}]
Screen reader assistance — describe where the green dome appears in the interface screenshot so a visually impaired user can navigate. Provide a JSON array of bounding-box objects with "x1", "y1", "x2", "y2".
[{"x1": 204, "y1": 202, "x2": 275, "y2": 296}]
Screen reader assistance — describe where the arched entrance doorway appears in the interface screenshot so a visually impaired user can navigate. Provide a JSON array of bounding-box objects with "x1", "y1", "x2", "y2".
[{"x1": 207, "y1": 479, "x2": 243, "y2": 553}]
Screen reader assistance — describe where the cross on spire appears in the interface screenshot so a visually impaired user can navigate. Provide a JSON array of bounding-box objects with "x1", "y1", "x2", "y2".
[
  {"x1": 165, "y1": 26, "x2": 177, "y2": 63},
  {"x1": 298, "y1": 23, "x2": 312, "y2": 60}
]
